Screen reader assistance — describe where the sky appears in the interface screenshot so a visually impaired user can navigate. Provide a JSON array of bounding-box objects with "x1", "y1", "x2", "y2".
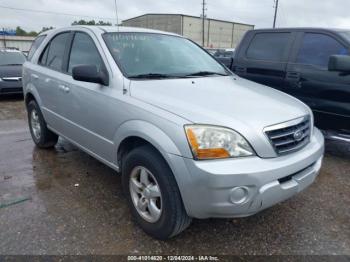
[{"x1": 1, "y1": 0, "x2": 350, "y2": 32}]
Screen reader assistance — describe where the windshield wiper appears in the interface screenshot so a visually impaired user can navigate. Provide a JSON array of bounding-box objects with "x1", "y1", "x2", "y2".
[
  {"x1": 128, "y1": 73, "x2": 177, "y2": 79},
  {"x1": 183, "y1": 71, "x2": 229, "y2": 77}
]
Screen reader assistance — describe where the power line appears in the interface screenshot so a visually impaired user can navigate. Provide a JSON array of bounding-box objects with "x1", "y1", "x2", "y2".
[{"x1": 0, "y1": 4, "x2": 115, "y2": 21}]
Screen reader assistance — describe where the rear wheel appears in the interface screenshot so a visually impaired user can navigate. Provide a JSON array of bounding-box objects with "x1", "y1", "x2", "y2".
[
  {"x1": 122, "y1": 145, "x2": 192, "y2": 240},
  {"x1": 27, "y1": 100, "x2": 58, "y2": 148}
]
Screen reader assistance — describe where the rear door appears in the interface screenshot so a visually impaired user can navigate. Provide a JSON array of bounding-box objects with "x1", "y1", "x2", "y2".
[
  {"x1": 34, "y1": 31, "x2": 72, "y2": 133},
  {"x1": 233, "y1": 31, "x2": 295, "y2": 90},
  {"x1": 286, "y1": 31, "x2": 350, "y2": 131}
]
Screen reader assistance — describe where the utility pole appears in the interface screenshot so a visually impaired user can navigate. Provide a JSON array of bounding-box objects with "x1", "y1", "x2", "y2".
[
  {"x1": 273, "y1": 0, "x2": 279, "y2": 28},
  {"x1": 114, "y1": 0, "x2": 119, "y2": 28},
  {"x1": 2, "y1": 28, "x2": 6, "y2": 49},
  {"x1": 202, "y1": 0, "x2": 206, "y2": 47}
]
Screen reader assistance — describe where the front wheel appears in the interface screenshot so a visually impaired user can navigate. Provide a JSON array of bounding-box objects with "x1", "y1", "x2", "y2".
[
  {"x1": 27, "y1": 100, "x2": 58, "y2": 148},
  {"x1": 122, "y1": 145, "x2": 192, "y2": 240}
]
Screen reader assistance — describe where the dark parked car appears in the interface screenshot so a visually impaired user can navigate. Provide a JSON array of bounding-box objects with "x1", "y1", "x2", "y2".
[
  {"x1": 230, "y1": 28, "x2": 350, "y2": 141},
  {"x1": 213, "y1": 48, "x2": 235, "y2": 68},
  {"x1": 0, "y1": 49, "x2": 26, "y2": 95}
]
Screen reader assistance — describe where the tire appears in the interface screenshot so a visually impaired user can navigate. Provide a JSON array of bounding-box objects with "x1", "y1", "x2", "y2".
[
  {"x1": 27, "y1": 100, "x2": 58, "y2": 148},
  {"x1": 122, "y1": 145, "x2": 192, "y2": 240}
]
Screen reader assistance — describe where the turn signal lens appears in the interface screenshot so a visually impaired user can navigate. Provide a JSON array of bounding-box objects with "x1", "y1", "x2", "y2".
[{"x1": 185, "y1": 125, "x2": 255, "y2": 160}]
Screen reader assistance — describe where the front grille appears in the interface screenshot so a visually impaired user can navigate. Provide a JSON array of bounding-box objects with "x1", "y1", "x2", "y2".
[{"x1": 265, "y1": 116, "x2": 311, "y2": 155}]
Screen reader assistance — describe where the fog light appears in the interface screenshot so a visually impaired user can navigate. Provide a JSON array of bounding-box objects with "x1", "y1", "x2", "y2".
[{"x1": 229, "y1": 187, "x2": 249, "y2": 204}]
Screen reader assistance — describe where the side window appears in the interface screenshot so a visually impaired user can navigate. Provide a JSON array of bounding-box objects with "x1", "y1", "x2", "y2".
[
  {"x1": 40, "y1": 32, "x2": 70, "y2": 71},
  {"x1": 296, "y1": 33, "x2": 349, "y2": 68},
  {"x1": 68, "y1": 32, "x2": 104, "y2": 74},
  {"x1": 28, "y1": 35, "x2": 46, "y2": 61},
  {"x1": 246, "y1": 33, "x2": 291, "y2": 62}
]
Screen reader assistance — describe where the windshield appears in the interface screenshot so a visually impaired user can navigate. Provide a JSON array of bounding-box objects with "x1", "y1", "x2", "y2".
[
  {"x1": 103, "y1": 32, "x2": 229, "y2": 79},
  {"x1": 0, "y1": 51, "x2": 26, "y2": 66}
]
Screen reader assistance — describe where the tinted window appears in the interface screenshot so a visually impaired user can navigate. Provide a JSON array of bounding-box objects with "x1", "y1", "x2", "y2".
[
  {"x1": 297, "y1": 33, "x2": 349, "y2": 68},
  {"x1": 68, "y1": 32, "x2": 103, "y2": 73},
  {"x1": 0, "y1": 51, "x2": 26, "y2": 66},
  {"x1": 246, "y1": 33, "x2": 290, "y2": 61},
  {"x1": 42, "y1": 32, "x2": 69, "y2": 71},
  {"x1": 28, "y1": 35, "x2": 46, "y2": 61}
]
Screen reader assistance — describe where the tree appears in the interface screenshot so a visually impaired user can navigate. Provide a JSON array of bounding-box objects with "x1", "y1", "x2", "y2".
[
  {"x1": 40, "y1": 26, "x2": 54, "y2": 33},
  {"x1": 15, "y1": 26, "x2": 39, "y2": 37},
  {"x1": 27, "y1": 31, "x2": 38, "y2": 37},
  {"x1": 72, "y1": 19, "x2": 112, "y2": 26},
  {"x1": 15, "y1": 26, "x2": 28, "y2": 36}
]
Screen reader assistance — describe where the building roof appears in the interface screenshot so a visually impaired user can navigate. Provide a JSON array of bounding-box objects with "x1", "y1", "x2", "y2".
[{"x1": 122, "y1": 13, "x2": 254, "y2": 27}]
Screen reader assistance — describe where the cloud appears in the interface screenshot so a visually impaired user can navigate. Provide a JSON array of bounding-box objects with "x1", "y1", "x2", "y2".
[{"x1": 1, "y1": 0, "x2": 350, "y2": 32}]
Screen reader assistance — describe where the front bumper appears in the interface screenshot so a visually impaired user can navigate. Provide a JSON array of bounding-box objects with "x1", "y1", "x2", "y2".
[
  {"x1": 0, "y1": 81, "x2": 23, "y2": 94},
  {"x1": 168, "y1": 128, "x2": 324, "y2": 219}
]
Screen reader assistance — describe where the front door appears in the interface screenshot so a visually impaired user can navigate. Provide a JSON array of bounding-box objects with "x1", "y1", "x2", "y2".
[
  {"x1": 57, "y1": 31, "x2": 118, "y2": 163},
  {"x1": 286, "y1": 32, "x2": 350, "y2": 131}
]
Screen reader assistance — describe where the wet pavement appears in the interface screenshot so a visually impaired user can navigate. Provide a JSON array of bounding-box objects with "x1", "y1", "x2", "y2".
[{"x1": 0, "y1": 95, "x2": 349, "y2": 255}]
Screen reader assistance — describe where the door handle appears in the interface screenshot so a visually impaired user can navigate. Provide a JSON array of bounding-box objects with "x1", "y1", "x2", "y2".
[
  {"x1": 286, "y1": 72, "x2": 302, "y2": 88},
  {"x1": 286, "y1": 72, "x2": 301, "y2": 80},
  {"x1": 58, "y1": 84, "x2": 70, "y2": 93}
]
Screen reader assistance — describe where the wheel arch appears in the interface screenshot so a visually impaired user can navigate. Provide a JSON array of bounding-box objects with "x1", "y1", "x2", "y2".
[
  {"x1": 24, "y1": 88, "x2": 43, "y2": 109},
  {"x1": 114, "y1": 120, "x2": 193, "y2": 217},
  {"x1": 114, "y1": 120, "x2": 182, "y2": 167}
]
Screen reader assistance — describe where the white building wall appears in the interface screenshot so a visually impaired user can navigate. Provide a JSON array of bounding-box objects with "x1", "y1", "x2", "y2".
[
  {"x1": 208, "y1": 20, "x2": 233, "y2": 48},
  {"x1": 123, "y1": 14, "x2": 182, "y2": 35},
  {"x1": 0, "y1": 36, "x2": 35, "y2": 52},
  {"x1": 122, "y1": 14, "x2": 254, "y2": 49},
  {"x1": 182, "y1": 16, "x2": 209, "y2": 46}
]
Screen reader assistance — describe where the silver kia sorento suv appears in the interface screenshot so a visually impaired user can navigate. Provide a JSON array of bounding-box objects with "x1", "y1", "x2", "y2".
[{"x1": 23, "y1": 26, "x2": 324, "y2": 240}]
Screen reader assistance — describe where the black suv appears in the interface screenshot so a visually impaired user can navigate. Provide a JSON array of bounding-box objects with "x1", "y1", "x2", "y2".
[{"x1": 230, "y1": 28, "x2": 350, "y2": 141}]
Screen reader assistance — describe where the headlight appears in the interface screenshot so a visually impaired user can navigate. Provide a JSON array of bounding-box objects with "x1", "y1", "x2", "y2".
[{"x1": 185, "y1": 125, "x2": 255, "y2": 160}]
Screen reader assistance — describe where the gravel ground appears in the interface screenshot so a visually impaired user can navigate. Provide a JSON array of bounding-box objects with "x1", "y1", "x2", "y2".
[{"x1": 0, "y1": 95, "x2": 349, "y2": 255}]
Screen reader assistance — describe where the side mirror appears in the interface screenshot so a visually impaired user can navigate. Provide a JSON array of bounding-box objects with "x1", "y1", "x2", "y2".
[
  {"x1": 328, "y1": 55, "x2": 350, "y2": 72},
  {"x1": 72, "y1": 65, "x2": 109, "y2": 86}
]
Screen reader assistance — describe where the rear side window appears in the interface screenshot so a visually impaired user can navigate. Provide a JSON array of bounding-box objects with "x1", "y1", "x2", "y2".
[
  {"x1": 28, "y1": 35, "x2": 46, "y2": 61},
  {"x1": 68, "y1": 32, "x2": 104, "y2": 74},
  {"x1": 296, "y1": 33, "x2": 349, "y2": 68},
  {"x1": 40, "y1": 32, "x2": 70, "y2": 71},
  {"x1": 246, "y1": 33, "x2": 290, "y2": 62}
]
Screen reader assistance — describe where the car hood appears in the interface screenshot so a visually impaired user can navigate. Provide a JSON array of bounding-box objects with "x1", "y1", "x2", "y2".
[
  {"x1": 0, "y1": 65, "x2": 22, "y2": 78},
  {"x1": 130, "y1": 76, "x2": 310, "y2": 157},
  {"x1": 130, "y1": 76, "x2": 309, "y2": 126}
]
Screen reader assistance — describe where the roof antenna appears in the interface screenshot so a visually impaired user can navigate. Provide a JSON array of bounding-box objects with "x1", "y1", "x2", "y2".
[{"x1": 114, "y1": 0, "x2": 119, "y2": 31}]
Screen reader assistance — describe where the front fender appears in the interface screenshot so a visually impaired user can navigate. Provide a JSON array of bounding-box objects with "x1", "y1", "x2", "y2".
[
  {"x1": 113, "y1": 120, "x2": 182, "y2": 164},
  {"x1": 114, "y1": 120, "x2": 195, "y2": 215}
]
